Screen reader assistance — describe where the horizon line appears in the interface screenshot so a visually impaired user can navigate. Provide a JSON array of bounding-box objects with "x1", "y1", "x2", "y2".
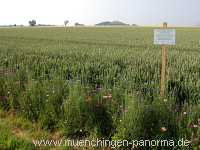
[{"x1": 0, "y1": 23, "x2": 199, "y2": 28}]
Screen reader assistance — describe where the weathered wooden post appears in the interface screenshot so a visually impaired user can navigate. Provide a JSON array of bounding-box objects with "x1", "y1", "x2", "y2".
[
  {"x1": 160, "y1": 22, "x2": 168, "y2": 98},
  {"x1": 154, "y1": 22, "x2": 176, "y2": 99}
]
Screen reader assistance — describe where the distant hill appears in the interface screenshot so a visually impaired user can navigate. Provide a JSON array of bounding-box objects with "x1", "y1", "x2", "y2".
[
  {"x1": 38, "y1": 24, "x2": 56, "y2": 27},
  {"x1": 96, "y1": 21, "x2": 129, "y2": 26},
  {"x1": 75, "y1": 23, "x2": 84, "y2": 26},
  {"x1": 132, "y1": 24, "x2": 138, "y2": 26}
]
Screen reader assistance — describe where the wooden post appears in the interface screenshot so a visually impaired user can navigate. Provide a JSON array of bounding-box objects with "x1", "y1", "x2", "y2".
[{"x1": 160, "y1": 22, "x2": 168, "y2": 98}]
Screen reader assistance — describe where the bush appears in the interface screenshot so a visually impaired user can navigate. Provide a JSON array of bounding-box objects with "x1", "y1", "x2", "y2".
[
  {"x1": 39, "y1": 78, "x2": 69, "y2": 131},
  {"x1": 63, "y1": 82, "x2": 90, "y2": 139},
  {"x1": 177, "y1": 104, "x2": 200, "y2": 148},
  {"x1": 63, "y1": 82, "x2": 120, "y2": 139},
  {"x1": 113, "y1": 97, "x2": 179, "y2": 150},
  {"x1": 19, "y1": 82, "x2": 46, "y2": 121}
]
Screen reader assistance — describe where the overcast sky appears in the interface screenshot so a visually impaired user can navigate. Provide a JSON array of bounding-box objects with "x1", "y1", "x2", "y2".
[{"x1": 0, "y1": 0, "x2": 199, "y2": 26}]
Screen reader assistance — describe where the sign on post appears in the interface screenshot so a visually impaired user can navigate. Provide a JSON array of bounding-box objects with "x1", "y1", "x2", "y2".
[
  {"x1": 154, "y1": 23, "x2": 176, "y2": 99},
  {"x1": 154, "y1": 29, "x2": 176, "y2": 45}
]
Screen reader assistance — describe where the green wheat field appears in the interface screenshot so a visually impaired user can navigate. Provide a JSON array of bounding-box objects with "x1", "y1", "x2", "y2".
[{"x1": 0, "y1": 27, "x2": 200, "y2": 149}]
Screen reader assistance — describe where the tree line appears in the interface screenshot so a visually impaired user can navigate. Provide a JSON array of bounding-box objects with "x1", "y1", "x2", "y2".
[{"x1": 28, "y1": 20, "x2": 84, "y2": 27}]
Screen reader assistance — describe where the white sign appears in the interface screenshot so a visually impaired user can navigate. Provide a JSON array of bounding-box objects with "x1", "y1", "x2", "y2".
[{"x1": 154, "y1": 29, "x2": 176, "y2": 45}]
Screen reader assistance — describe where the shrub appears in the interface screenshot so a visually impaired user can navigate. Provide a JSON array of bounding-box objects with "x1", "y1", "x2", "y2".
[
  {"x1": 63, "y1": 82, "x2": 90, "y2": 139},
  {"x1": 19, "y1": 82, "x2": 45, "y2": 121},
  {"x1": 39, "y1": 78, "x2": 69, "y2": 131},
  {"x1": 113, "y1": 96, "x2": 179, "y2": 150}
]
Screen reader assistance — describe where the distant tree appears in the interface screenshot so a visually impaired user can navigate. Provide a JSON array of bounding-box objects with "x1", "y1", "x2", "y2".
[
  {"x1": 163, "y1": 22, "x2": 168, "y2": 27},
  {"x1": 29, "y1": 20, "x2": 36, "y2": 26},
  {"x1": 64, "y1": 20, "x2": 69, "y2": 26}
]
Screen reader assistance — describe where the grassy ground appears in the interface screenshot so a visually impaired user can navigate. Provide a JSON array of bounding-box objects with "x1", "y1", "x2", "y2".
[{"x1": 0, "y1": 109, "x2": 70, "y2": 150}]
